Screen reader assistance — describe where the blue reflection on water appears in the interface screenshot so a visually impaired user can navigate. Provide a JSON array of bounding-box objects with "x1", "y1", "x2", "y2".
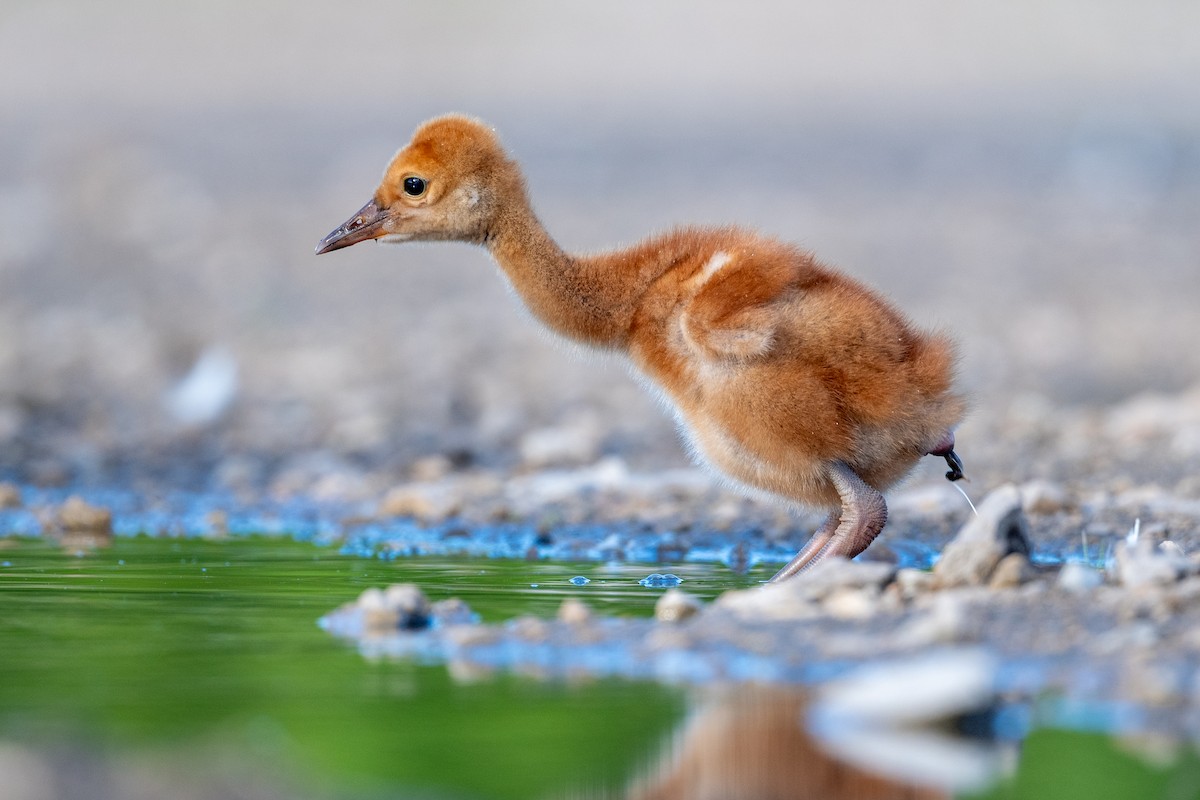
[{"x1": 0, "y1": 483, "x2": 944, "y2": 571}]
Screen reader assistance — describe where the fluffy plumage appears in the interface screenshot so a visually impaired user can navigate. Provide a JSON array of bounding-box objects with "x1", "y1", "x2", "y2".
[{"x1": 317, "y1": 114, "x2": 966, "y2": 580}]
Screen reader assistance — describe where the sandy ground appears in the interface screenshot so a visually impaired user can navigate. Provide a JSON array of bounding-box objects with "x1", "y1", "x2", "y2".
[{"x1": 1, "y1": 1, "x2": 1199, "y2": 511}]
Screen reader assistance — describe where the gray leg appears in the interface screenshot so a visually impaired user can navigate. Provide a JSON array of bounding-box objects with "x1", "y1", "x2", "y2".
[
  {"x1": 768, "y1": 511, "x2": 839, "y2": 583},
  {"x1": 821, "y1": 461, "x2": 888, "y2": 560},
  {"x1": 767, "y1": 461, "x2": 888, "y2": 583}
]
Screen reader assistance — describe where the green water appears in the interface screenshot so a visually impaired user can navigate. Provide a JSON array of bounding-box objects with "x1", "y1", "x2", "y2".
[
  {"x1": 3, "y1": 535, "x2": 1200, "y2": 799},
  {"x1": 967, "y1": 730, "x2": 1200, "y2": 800},
  {"x1": 0, "y1": 535, "x2": 766, "y2": 799}
]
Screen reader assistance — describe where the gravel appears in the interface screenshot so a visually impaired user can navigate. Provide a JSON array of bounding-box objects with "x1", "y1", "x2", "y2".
[{"x1": 321, "y1": 550, "x2": 1200, "y2": 737}]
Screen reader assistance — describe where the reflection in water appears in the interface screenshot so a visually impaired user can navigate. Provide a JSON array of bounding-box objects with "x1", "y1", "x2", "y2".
[
  {"x1": 613, "y1": 685, "x2": 948, "y2": 800},
  {"x1": 597, "y1": 649, "x2": 1022, "y2": 800},
  {"x1": 0, "y1": 742, "x2": 310, "y2": 800},
  {"x1": 809, "y1": 650, "x2": 1019, "y2": 794}
]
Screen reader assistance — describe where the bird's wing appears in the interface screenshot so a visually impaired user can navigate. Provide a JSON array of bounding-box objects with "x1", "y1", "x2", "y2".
[{"x1": 678, "y1": 254, "x2": 793, "y2": 362}]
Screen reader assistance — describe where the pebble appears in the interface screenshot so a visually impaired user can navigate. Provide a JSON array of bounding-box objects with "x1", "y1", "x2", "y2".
[
  {"x1": 356, "y1": 587, "x2": 388, "y2": 611},
  {"x1": 56, "y1": 496, "x2": 113, "y2": 534},
  {"x1": 53, "y1": 496, "x2": 114, "y2": 550},
  {"x1": 1058, "y1": 562, "x2": 1104, "y2": 593},
  {"x1": 557, "y1": 597, "x2": 593, "y2": 624},
  {"x1": 934, "y1": 485, "x2": 1031, "y2": 588},
  {"x1": 517, "y1": 414, "x2": 602, "y2": 468},
  {"x1": 783, "y1": 558, "x2": 896, "y2": 603},
  {"x1": 431, "y1": 598, "x2": 477, "y2": 626},
  {"x1": 509, "y1": 615, "x2": 551, "y2": 642},
  {"x1": 441, "y1": 623, "x2": 500, "y2": 649},
  {"x1": 1020, "y1": 480, "x2": 1070, "y2": 514},
  {"x1": 596, "y1": 533, "x2": 625, "y2": 560},
  {"x1": 356, "y1": 584, "x2": 432, "y2": 631},
  {"x1": 714, "y1": 581, "x2": 820, "y2": 622},
  {"x1": 0, "y1": 482, "x2": 21, "y2": 509},
  {"x1": 378, "y1": 481, "x2": 463, "y2": 522},
  {"x1": 163, "y1": 346, "x2": 238, "y2": 426},
  {"x1": 204, "y1": 509, "x2": 228, "y2": 538},
  {"x1": 446, "y1": 659, "x2": 497, "y2": 684},
  {"x1": 1112, "y1": 538, "x2": 1189, "y2": 590},
  {"x1": 714, "y1": 559, "x2": 895, "y2": 623},
  {"x1": 988, "y1": 553, "x2": 1035, "y2": 589},
  {"x1": 655, "y1": 589, "x2": 703, "y2": 623},
  {"x1": 408, "y1": 454, "x2": 454, "y2": 482},
  {"x1": 384, "y1": 584, "x2": 433, "y2": 628},
  {"x1": 356, "y1": 588, "x2": 398, "y2": 632},
  {"x1": 894, "y1": 591, "x2": 972, "y2": 647},
  {"x1": 822, "y1": 587, "x2": 881, "y2": 620},
  {"x1": 1160, "y1": 541, "x2": 1188, "y2": 562},
  {"x1": 894, "y1": 568, "x2": 936, "y2": 599},
  {"x1": 1105, "y1": 389, "x2": 1200, "y2": 443}
]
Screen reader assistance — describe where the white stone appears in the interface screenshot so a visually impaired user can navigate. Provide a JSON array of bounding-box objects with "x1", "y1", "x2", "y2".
[
  {"x1": 1058, "y1": 562, "x2": 1104, "y2": 593},
  {"x1": 934, "y1": 485, "x2": 1031, "y2": 587},
  {"x1": 655, "y1": 589, "x2": 703, "y2": 623}
]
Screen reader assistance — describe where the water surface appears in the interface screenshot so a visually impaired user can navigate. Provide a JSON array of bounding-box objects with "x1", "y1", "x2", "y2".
[
  {"x1": 3, "y1": 534, "x2": 1199, "y2": 799},
  {"x1": 0, "y1": 535, "x2": 757, "y2": 799}
]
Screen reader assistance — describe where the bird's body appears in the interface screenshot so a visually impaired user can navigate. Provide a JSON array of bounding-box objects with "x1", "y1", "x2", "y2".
[{"x1": 318, "y1": 115, "x2": 966, "y2": 580}]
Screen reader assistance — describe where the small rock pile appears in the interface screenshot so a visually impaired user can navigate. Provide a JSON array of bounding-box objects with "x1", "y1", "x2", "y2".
[{"x1": 319, "y1": 486, "x2": 1200, "y2": 733}]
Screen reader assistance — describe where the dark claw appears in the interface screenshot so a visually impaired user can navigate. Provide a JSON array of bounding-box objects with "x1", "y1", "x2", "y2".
[{"x1": 943, "y1": 448, "x2": 965, "y2": 482}]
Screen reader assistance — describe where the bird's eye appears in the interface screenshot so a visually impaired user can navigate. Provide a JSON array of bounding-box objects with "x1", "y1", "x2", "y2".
[{"x1": 403, "y1": 176, "x2": 427, "y2": 197}]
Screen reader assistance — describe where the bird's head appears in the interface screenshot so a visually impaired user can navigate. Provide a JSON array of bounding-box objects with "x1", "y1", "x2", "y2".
[{"x1": 316, "y1": 114, "x2": 514, "y2": 254}]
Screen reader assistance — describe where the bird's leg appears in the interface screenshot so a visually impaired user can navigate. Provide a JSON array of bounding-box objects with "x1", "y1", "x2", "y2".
[
  {"x1": 768, "y1": 511, "x2": 840, "y2": 583},
  {"x1": 818, "y1": 461, "x2": 889, "y2": 561},
  {"x1": 767, "y1": 462, "x2": 888, "y2": 583}
]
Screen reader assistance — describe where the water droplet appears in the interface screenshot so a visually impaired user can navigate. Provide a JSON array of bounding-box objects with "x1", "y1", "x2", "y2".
[
  {"x1": 639, "y1": 572, "x2": 682, "y2": 588},
  {"x1": 568, "y1": 576, "x2": 590, "y2": 586},
  {"x1": 530, "y1": 583, "x2": 539, "y2": 588}
]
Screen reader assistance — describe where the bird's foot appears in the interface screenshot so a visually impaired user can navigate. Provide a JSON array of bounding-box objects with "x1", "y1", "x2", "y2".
[
  {"x1": 768, "y1": 511, "x2": 839, "y2": 583},
  {"x1": 942, "y1": 448, "x2": 965, "y2": 482},
  {"x1": 927, "y1": 431, "x2": 965, "y2": 482}
]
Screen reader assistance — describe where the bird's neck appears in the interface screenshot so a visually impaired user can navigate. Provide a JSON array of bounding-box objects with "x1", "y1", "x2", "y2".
[{"x1": 484, "y1": 192, "x2": 665, "y2": 350}]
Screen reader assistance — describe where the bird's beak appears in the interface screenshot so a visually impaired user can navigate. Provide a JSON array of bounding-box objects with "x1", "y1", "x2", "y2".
[{"x1": 315, "y1": 199, "x2": 389, "y2": 255}]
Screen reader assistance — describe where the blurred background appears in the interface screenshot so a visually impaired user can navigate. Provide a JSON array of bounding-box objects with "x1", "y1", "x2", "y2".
[{"x1": 2, "y1": 0, "x2": 1198, "y2": 495}]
